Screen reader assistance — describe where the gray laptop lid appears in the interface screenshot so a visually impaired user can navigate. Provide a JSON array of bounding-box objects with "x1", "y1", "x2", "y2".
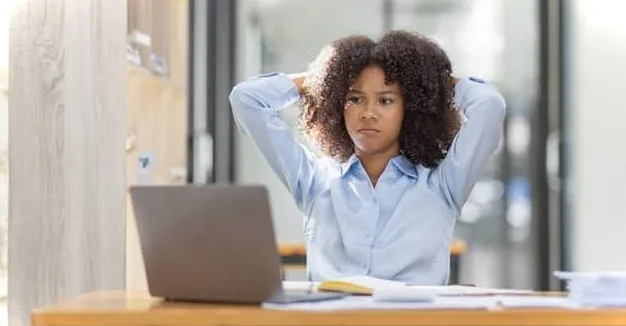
[{"x1": 129, "y1": 184, "x2": 284, "y2": 303}]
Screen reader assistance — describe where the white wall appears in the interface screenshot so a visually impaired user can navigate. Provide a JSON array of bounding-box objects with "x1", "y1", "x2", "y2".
[{"x1": 570, "y1": 0, "x2": 626, "y2": 271}]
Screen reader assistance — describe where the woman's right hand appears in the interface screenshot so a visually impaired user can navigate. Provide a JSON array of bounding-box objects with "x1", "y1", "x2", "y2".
[{"x1": 288, "y1": 73, "x2": 308, "y2": 95}]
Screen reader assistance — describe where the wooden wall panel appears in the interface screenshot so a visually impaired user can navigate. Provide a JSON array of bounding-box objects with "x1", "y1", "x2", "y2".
[
  {"x1": 125, "y1": 0, "x2": 188, "y2": 291},
  {"x1": 127, "y1": 0, "x2": 153, "y2": 35},
  {"x1": 125, "y1": 65, "x2": 187, "y2": 291},
  {"x1": 127, "y1": 0, "x2": 188, "y2": 88},
  {"x1": 8, "y1": 1, "x2": 127, "y2": 325}
]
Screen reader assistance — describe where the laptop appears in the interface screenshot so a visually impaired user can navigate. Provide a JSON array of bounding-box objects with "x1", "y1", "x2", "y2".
[{"x1": 129, "y1": 184, "x2": 345, "y2": 304}]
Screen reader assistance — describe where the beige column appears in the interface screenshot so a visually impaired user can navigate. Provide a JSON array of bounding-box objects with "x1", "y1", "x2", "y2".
[
  {"x1": 8, "y1": 1, "x2": 127, "y2": 325},
  {"x1": 125, "y1": 0, "x2": 188, "y2": 291}
]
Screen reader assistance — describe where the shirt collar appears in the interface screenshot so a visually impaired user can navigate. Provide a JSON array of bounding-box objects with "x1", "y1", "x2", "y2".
[
  {"x1": 390, "y1": 155, "x2": 419, "y2": 179},
  {"x1": 340, "y1": 154, "x2": 418, "y2": 179},
  {"x1": 340, "y1": 154, "x2": 360, "y2": 177}
]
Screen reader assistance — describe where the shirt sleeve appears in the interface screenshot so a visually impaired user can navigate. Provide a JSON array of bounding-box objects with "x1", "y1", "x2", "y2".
[
  {"x1": 229, "y1": 72, "x2": 326, "y2": 214},
  {"x1": 437, "y1": 77, "x2": 507, "y2": 214}
]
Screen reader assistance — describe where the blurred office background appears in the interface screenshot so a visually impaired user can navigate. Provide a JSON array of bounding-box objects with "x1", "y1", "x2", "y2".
[
  {"x1": 2, "y1": 0, "x2": 626, "y2": 324},
  {"x1": 183, "y1": 0, "x2": 626, "y2": 291}
]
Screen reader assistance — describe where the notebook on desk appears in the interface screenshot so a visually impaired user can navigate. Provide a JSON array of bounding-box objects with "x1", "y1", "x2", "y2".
[{"x1": 317, "y1": 276, "x2": 407, "y2": 295}]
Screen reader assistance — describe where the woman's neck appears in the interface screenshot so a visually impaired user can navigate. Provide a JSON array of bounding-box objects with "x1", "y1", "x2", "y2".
[{"x1": 356, "y1": 147, "x2": 400, "y2": 187}]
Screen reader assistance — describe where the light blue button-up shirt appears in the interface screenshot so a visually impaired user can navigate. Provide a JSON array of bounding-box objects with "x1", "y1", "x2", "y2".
[{"x1": 229, "y1": 72, "x2": 506, "y2": 285}]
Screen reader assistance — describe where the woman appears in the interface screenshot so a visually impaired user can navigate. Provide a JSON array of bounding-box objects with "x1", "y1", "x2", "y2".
[{"x1": 229, "y1": 30, "x2": 505, "y2": 285}]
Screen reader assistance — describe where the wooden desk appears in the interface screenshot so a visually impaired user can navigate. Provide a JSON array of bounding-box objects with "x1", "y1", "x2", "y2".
[
  {"x1": 32, "y1": 291, "x2": 626, "y2": 326},
  {"x1": 278, "y1": 240, "x2": 468, "y2": 283}
]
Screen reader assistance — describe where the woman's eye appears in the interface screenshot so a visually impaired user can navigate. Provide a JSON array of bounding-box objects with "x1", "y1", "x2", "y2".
[
  {"x1": 380, "y1": 98, "x2": 393, "y2": 105},
  {"x1": 346, "y1": 97, "x2": 362, "y2": 105}
]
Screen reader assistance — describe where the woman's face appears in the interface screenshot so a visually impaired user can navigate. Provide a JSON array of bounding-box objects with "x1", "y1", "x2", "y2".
[{"x1": 344, "y1": 64, "x2": 405, "y2": 157}]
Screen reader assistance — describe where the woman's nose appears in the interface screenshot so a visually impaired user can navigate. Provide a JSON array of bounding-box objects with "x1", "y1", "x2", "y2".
[{"x1": 361, "y1": 102, "x2": 378, "y2": 119}]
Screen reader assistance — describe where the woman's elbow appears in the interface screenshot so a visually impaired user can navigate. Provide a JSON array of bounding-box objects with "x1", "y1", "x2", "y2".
[
  {"x1": 492, "y1": 92, "x2": 506, "y2": 115},
  {"x1": 228, "y1": 82, "x2": 250, "y2": 111},
  {"x1": 480, "y1": 91, "x2": 507, "y2": 122},
  {"x1": 229, "y1": 81, "x2": 259, "y2": 133}
]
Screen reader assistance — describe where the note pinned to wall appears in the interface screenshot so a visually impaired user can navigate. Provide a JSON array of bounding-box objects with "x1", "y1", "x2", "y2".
[{"x1": 138, "y1": 152, "x2": 154, "y2": 184}]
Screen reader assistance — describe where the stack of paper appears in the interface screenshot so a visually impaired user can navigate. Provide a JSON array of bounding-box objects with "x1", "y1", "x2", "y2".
[{"x1": 555, "y1": 271, "x2": 626, "y2": 307}]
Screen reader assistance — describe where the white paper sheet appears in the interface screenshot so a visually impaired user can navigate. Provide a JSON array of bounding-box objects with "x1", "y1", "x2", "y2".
[
  {"x1": 282, "y1": 281, "x2": 319, "y2": 292},
  {"x1": 408, "y1": 285, "x2": 533, "y2": 296},
  {"x1": 263, "y1": 295, "x2": 500, "y2": 311},
  {"x1": 281, "y1": 281, "x2": 533, "y2": 296},
  {"x1": 498, "y1": 296, "x2": 577, "y2": 308},
  {"x1": 373, "y1": 287, "x2": 436, "y2": 302}
]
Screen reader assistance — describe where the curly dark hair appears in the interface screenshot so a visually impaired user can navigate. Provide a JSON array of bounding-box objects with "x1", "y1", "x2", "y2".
[{"x1": 300, "y1": 30, "x2": 462, "y2": 168}]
